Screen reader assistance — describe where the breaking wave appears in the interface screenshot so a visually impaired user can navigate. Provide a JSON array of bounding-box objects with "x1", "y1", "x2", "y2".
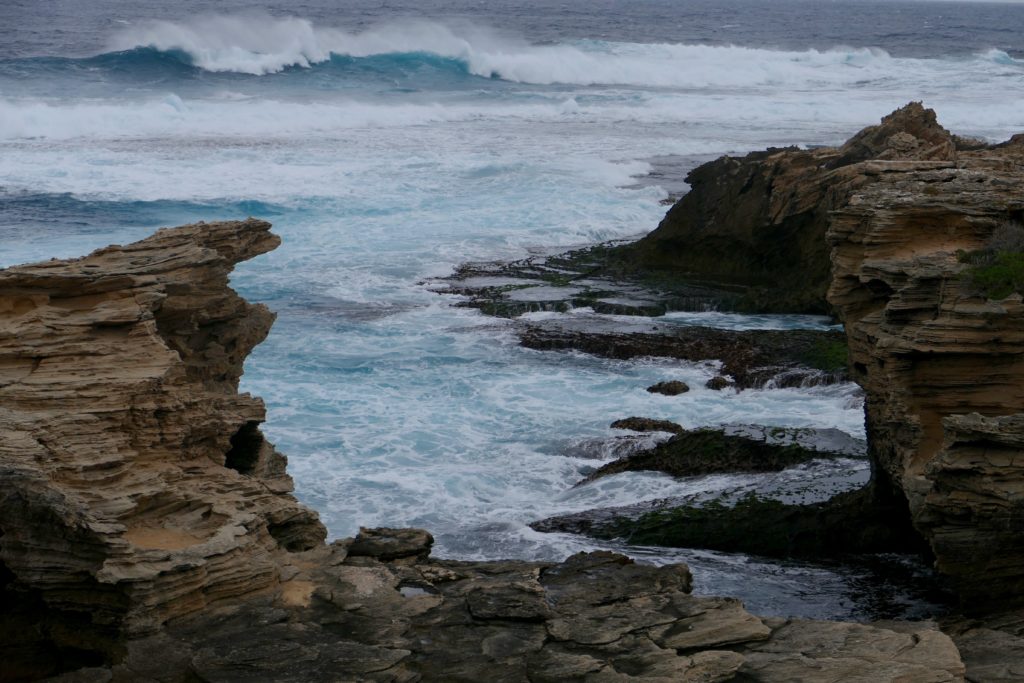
[{"x1": 77, "y1": 14, "x2": 1024, "y2": 87}]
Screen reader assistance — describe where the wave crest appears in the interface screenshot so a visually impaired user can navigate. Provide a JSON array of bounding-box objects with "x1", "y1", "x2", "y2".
[
  {"x1": 110, "y1": 14, "x2": 889, "y2": 86},
  {"x1": 101, "y1": 14, "x2": 1021, "y2": 88}
]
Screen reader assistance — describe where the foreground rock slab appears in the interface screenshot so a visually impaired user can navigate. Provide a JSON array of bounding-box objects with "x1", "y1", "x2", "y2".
[{"x1": 0, "y1": 221, "x2": 968, "y2": 682}]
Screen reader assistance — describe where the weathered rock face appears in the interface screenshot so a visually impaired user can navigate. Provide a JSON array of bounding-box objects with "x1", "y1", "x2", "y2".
[
  {"x1": 0, "y1": 220, "x2": 326, "y2": 676},
  {"x1": 825, "y1": 118, "x2": 1024, "y2": 611},
  {"x1": 611, "y1": 102, "x2": 962, "y2": 314},
  {"x1": 101, "y1": 542, "x2": 965, "y2": 683}
]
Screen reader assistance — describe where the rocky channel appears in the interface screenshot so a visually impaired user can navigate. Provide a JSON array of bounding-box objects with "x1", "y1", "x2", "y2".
[{"x1": 2, "y1": 101, "x2": 1024, "y2": 681}]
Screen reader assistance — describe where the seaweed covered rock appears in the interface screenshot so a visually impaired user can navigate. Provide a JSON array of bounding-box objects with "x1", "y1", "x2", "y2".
[{"x1": 585, "y1": 425, "x2": 851, "y2": 484}]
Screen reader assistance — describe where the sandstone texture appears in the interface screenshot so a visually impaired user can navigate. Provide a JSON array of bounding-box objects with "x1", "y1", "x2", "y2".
[
  {"x1": 0, "y1": 220, "x2": 970, "y2": 682},
  {"x1": 824, "y1": 110, "x2": 1024, "y2": 611},
  {"x1": 0, "y1": 220, "x2": 327, "y2": 677},
  {"x1": 607, "y1": 102, "x2": 964, "y2": 314}
]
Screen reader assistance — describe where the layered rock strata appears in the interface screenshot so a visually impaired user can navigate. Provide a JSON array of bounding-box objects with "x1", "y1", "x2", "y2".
[
  {"x1": 604, "y1": 101, "x2": 966, "y2": 314},
  {"x1": 0, "y1": 220, "x2": 970, "y2": 682},
  {"x1": 826, "y1": 126, "x2": 1024, "y2": 611},
  {"x1": 0, "y1": 220, "x2": 326, "y2": 676}
]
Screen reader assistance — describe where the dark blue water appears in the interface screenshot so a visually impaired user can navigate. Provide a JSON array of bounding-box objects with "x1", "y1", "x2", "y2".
[{"x1": 1, "y1": 0, "x2": 1022, "y2": 59}]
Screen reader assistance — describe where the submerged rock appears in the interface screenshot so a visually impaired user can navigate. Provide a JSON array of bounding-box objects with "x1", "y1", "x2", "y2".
[
  {"x1": 647, "y1": 379, "x2": 690, "y2": 395},
  {"x1": 706, "y1": 375, "x2": 732, "y2": 390},
  {"x1": 611, "y1": 416, "x2": 686, "y2": 435},
  {"x1": 584, "y1": 425, "x2": 861, "y2": 484}
]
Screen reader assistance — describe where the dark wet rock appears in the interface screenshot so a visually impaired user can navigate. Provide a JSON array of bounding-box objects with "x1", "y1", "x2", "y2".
[
  {"x1": 556, "y1": 433, "x2": 674, "y2": 460},
  {"x1": 535, "y1": 487, "x2": 927, "y2": 561},
  {"x1": 611, "y1": 417, "x2": 685, "y2": 435},
  {"x1": 429, "y1": 241, "x2": 744, "y2": 318},
  {"x1": 348, "y1": 527, "x2": 434, "y2": 562},
  {"x1": 724, "y1": 424, "x2": 866, "y2": 458},
  {"x1": 582, "y1": 426, "x2": 854, "y2": 485},
  {"x1": 706, "y1": 375, "x2": 732, "y2": 390},
  {"x1": 647, "y1": 380, "x2": 690, "y2": 395},
  {"x1": 519, "y1": 323, "x2": 848, "y2": 390}
]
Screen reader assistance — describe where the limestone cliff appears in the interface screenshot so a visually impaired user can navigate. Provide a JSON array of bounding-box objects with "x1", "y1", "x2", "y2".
[
  {"x1": 607, "y1": 103, "x2": 1024, "y2": 613},
  {"x1": 826, "y1": 131, "x2": 1024, "y2": 611},
  {"x1": 609, "y1": 102, "x2": 963, "y2": 313},
  {"x1": 0, "y1": 220, "x2": 969, "y2": 682},
  {"x1": 0, "y1": 220, "x2": 326, "y2": 674}
]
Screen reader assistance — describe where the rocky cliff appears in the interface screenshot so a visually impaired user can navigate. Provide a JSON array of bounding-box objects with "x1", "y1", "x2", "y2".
[
  {"x1": 600, "y1": 103, "x2": 1024, "y2": 614},
  {"x1": 0, "y1": 220, "x2": 971, "y2": 682},
  {"x1": 0, "y1": 220, "x2": 326, "y2": 676},
  {"x1": 607, "y1": 103, "x2": 970, "y2": 314},
  {"x1": 826, "y1": 124, "x2": 1024, "y2": 612}
]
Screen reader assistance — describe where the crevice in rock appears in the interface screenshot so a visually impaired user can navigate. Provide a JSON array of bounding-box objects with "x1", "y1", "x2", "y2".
[
  {"x1": 225, "y1": 421, "x2": 263, "y2": 476},
  {"x1": 0, "y1": 552, "x2": 111, "y2": 683}
]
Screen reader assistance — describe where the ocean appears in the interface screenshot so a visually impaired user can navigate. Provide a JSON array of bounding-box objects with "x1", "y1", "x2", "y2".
[{"x1": 1, "y1": 0, "x2": 1021, "y2": 619}]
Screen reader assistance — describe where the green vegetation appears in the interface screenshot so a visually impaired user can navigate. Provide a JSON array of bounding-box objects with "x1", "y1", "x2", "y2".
[
  {"x1": 958, "y1": 220, "x2": 1024, "y2": 300},
  {"x1": 799, "y1": 338, "x2": 849, "y2": 372},
  {"x1": 960, "y1": 251, "x2": 1024, "y2": 300}
]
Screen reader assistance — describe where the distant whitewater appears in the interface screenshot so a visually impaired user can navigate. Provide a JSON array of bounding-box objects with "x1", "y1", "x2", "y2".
[{"x1": 1, "y1": 0, "x2": 1022, "y2": 617}]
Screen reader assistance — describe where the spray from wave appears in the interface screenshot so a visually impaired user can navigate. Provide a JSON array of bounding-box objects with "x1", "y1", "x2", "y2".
[{"x1": 104, "y1": 14, "x2": 1024, "y2": 86}]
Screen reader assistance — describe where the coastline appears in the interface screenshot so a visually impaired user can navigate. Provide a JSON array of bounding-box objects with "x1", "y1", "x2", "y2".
[{"x1": 3, "y1": 103, "x2": 1024, "y2": 680}]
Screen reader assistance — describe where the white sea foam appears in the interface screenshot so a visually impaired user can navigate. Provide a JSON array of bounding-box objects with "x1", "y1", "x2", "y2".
[
  {"x1": 107, "y1": 14, "x2": 1024, "y2": 88},
  {"x1": 2, "y1": 85, "x2": 1021, "y2": 145}
]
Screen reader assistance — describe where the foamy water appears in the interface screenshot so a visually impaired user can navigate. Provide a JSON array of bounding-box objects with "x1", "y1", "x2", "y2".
[{"x1": 2, "y1": 1, "x2": 1020, "y2": 617}]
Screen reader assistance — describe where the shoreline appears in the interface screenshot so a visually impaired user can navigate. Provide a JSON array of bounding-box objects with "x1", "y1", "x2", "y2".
[{"x1": 3, "y1": 102, "x2": 1024, "y2": 680}]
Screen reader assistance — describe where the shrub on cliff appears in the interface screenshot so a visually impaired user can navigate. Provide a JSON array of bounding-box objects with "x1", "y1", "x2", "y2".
[{"x1": 958, "y1": 220, "x2": 1024, "y2": 300}]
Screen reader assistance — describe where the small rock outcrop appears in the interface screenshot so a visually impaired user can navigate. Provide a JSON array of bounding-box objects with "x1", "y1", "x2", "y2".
[
  {"x1": 646, "y1": 380, "x2": 690, "y2": 395},
  {"x1": 0, "y1": 220, "x2": 971, "y2": 682},
  {"x1": 587, "y1": 425, "x2": 849, "y2": 484}
]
